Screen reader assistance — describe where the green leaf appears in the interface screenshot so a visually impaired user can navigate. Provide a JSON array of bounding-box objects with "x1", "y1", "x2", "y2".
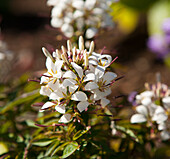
[
  {"x1": 73, "y1": 129, "x2": 89, "y2": 141},
  {"x1": 61, "y1": 141, "x2": 79, "y2": 159},
  {"x1": 32, "y1": 139, "x2": 55, "y2": 147},
  {"x1": 40, "y1": 156, "x2": 59, "y2": 159},
  {"x1": 115, "y1": 125, "x2": 139, "y2": 142},
  {"x1": 0, "y1": 90, "x2": 40, "y2": 114},
  {"x1": 51, "y1": 142, "x2": 70, "y2": 156},
  {"x1": 26, "y1": 120, "x2": 39, "y2": 128},
  {"x1": 45, "y1": 141, "x2": 60, "y2": 157}
]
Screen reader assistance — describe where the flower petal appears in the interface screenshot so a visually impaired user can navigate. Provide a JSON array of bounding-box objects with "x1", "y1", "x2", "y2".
[
  {"x1": 71, "y1": 62, "x2": 83, "y2": 78},
  {"x1": 71, "y1": 91, "x2": 87, "y2": 101},
  {"x1": 63, "y1": 79, "x2": 77, "y2": 87},
  {"x1": 160, "y1": 130, "x2": 170, "y2": 141},
  {"x1": 85, "y1": 0, "x2": 96, "y2": 10},
  {"x1": 85, "y1": 27, "x2": 98, "y2": 39},
  {"x1": 40, "y1": 86, "x2": 52, "y2": 96},
  {"x1": 55, "y1": 104, "x2": 66, "y2": 114},
  {"x1": 84, "y1": 82, "x2": 98, "y2": 91},
  {"x1": 130, "y1": 114, "x2": 147, "y2": 123},
  {"x1": 58, "y1": 114, "x2": 72, "y2": 123},
  {"x1": 61, "y1": 24, "x2": 74, "y2": 38},
  {"x1": 103, "y1": 72, "x2": 117, "y2": 85},
  {"x1": 40, "y1": 102, "x2": 55, "y2": 112},
  {"x1": 83, "y1": 73, "x2": 95, "y2": 82},
  {"x1": 141, "y1": 97, "x2": 152, "y2": 106},
  {"x1": 77, "y1": 101, "x2": 89, "y2": 112},
  {"x1": 95, "y1": 65, "x2": 105, "y2": 78},
  {"x1": 63, "y1": 70, "x2": 77, "y2": 79},
  {"x1": 72, "y1": 0, "x2": 84, "y2": 10},
  {"x1": 162, "y1": 96, "x2": 170, "y2": 109},
  {"x1": 100, "y1": 98, "x2": 110, "y2": 107},
  {"x1": 54, "y1": 60, "x2": 64, "y2": 72},
  {"x1": 50, "y1": 91, "x2": 64, "y2": 100},
  {"x1": 136, "y1": 105, "x2": 148, "y2": 116}
]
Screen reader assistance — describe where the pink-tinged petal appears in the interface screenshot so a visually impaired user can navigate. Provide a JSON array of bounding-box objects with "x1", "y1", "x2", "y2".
[
  {"x1": 40, "y1": 102, "x2": 55, "y2": 112},
  {"x1": 63, "y1": 70, "x2": 77, "y2": 79},
  {"x1": 136, "y1": 105, "x2": 148, "y2": 116},
  {"x1": 55, "y1": 104, "x2": 66, "y2": 114},
  {"x1": 40, "y1": 86, "x2": 52, "y2": 96},
  {"x1": 71, "y1": 62, "x2": 83, "y2": 78},
  {"x1": 84, "y1": 82, "x2": 98, "y2": 90},
  {"x1": 103, "y1": 72, "x2": 117, "y2": 85},
  {"x1": 130, "y1": 114, "x2": 147, "y2": 123},
  {"x1": 63, "y1": 79, "x2": 77, "y2": 87},
  {"x1": 58, "y1": 114, "x2": 72, "y2": 123},
  {"x1": 71, "y1": 91, "x2": 87, "y2": 101},
  {"x1": 83, "y1": 73, "x2": 95, "y2": 82},
  {"x1": 77, "y1": 101, "x2": 89, "y2": 112},
  {"x1": 100, "y1": 98, "x2": 110, "y2": 107}
]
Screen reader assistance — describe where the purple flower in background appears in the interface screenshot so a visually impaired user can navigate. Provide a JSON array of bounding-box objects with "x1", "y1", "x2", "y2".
[
  {"x1": 128, "y1": 91, "x2": 137, "y2": 106},
  {"x1": 147, "y1": 18, "x2": 170, "y2": 59},
  {"x1": 162, "y1": 18, "x2": 170, "y2": 35},
  {"x1": 147, "y1": 35, "x2": 170, "y2": 59}
]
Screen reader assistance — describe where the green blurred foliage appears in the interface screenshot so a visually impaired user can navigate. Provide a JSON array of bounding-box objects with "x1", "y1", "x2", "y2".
[
  {"x1": 148, "y1": 0, "x2": 170, "y2": 35},
  {"x1": 120, "y1": 0, "x2": 159, "y2": 11}
]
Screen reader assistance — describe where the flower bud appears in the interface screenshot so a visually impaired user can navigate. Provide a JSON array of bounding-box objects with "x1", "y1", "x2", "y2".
[
  {"x1": 79, "y1": 36, "x2": 84, "y2": 51},
  {"x1": 42, "y1": 47, "x2": 54, "y2": 62},
  {"x1": 89, "y1": 41, "x2": 94, "y2": 55}
]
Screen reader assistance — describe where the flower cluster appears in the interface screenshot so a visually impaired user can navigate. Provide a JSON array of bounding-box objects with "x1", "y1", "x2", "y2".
[
  {"x1": 39, "y1": 36, "x2": 117, "y2": 124},
  {"x1": 47, "y1": 0, "x2": 114, "y2": 39},
  {"x1": 130, "y1": 81, "x2": 170, "y2": 140},
  {"x1": 147, "y1": 18, "x2": 170, "y2": 59}
]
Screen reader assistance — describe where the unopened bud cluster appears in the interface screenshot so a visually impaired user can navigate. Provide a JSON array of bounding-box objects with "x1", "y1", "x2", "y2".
[{"x1": 39, "y1": 36, "x2": 117, "y2": 124}]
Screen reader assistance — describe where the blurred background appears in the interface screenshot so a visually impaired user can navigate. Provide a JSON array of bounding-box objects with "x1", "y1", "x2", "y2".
[
  {"x1": 0, "y1": 0, "x2": 170, "y2": 94},
  {"x1": 0, "y1": 0, "x2": 170, "y2": 158}
]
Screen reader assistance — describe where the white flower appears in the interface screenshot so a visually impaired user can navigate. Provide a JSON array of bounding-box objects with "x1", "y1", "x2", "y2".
[
  {"x1": 47, "y1": 0, "x2": 114, "y2": 38},
  {"x1": 131, "y1": 105, "x2": 148, "y2": 123},
  {"x1": 162, "y1": 96, "x2": 170, "y2": 109},
  {"x1": 39, "y1": 36, "x2": 117, "y2": 124},
  {"x1": 135, "y1": 91, "x2": 153, "y2": 106},
  {"x1": 58, "y1": 113, "x2": 72, "y2": 123},
  {"x1": 152, "y1": 106, "x2": 168, "y2": 124}
]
